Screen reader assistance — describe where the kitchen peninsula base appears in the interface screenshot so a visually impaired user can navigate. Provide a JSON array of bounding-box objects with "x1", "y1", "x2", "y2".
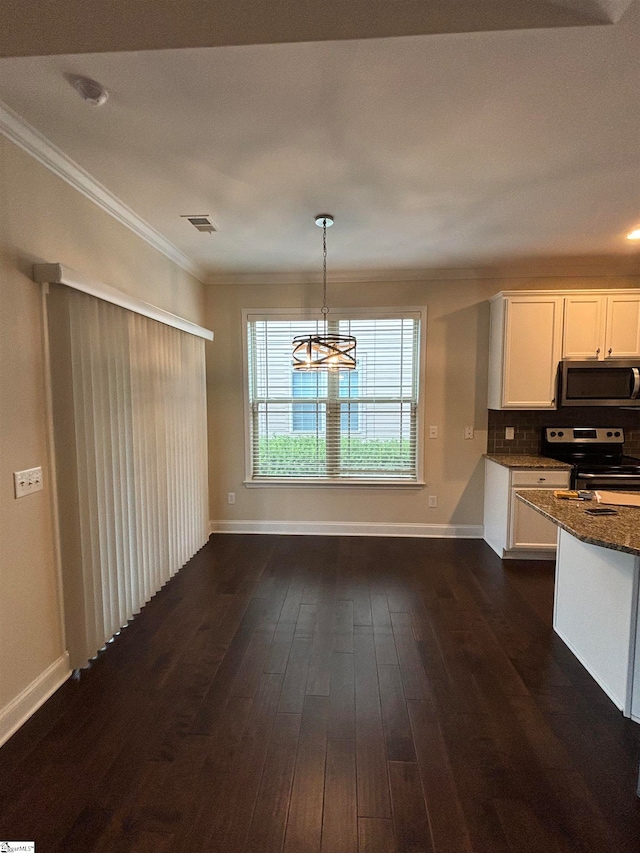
[
  {"x1": 516, "y1": 489, "x2": 640, "y2": 721},
  {"x1": 554, "y1": 528, "x2": 640, "y2": 718}
]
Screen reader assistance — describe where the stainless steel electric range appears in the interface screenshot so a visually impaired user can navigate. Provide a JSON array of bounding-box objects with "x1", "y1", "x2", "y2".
[{"x1": 541, "y1": 427, "x2": 640, "y2": 491}]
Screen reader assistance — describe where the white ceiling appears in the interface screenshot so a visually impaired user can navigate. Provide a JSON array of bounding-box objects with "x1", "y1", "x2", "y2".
[{"x1": 0, "y1": 0, "x2": 638, "y2": 281}]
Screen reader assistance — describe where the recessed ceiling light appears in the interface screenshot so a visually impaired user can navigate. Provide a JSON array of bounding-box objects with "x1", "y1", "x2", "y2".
[
  {"x1": 627, "y1": 228, "x2": 640, "y2": 241},
  {"x1": 65, "y1": 74, "x2": 109, "y2": 106}
]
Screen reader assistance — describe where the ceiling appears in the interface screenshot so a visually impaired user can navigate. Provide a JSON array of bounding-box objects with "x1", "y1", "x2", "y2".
[{"x1": 0, "y1": 0, "x2": 638, "y2": 282}]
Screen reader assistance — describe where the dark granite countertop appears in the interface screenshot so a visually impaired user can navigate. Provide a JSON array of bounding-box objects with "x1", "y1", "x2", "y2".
[
  {"x1": 484, "y1": 454, "x2": 573, "y2": 470},
  {"x1": 516, "y1": 490, "x2": 640, "y2": 557}
]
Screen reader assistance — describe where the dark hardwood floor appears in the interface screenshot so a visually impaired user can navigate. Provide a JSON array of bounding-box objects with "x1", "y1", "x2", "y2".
[{"x1": 1, "y1": 534, "x2": 640, "y2": 852}]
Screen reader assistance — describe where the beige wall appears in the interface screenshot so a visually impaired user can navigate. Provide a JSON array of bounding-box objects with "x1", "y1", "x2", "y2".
[
  {"x1": 205, "y1": 272, "x2": 640, "y2": 529},
  {"x1": 0, "y1": 136, "x2": 204, "y2": 726}
]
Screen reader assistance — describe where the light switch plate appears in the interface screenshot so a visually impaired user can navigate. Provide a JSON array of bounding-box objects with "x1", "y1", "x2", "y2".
[
  {"x1": 505, "y1": 427, "x2": 515, "y2": 440},
  {"x1": 14, "y1": 467, "x2": 44, "y2": 498},
  {"x1": 429, "y1": 426, "x2": 438, "y2": 439}
]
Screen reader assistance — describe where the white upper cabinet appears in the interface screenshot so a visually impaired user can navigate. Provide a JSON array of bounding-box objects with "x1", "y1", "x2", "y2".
[
  {"x1": 606, "y1": 294, "x2": 640, "y2": 358},
  {"x1": 562, "y1": 295, "x2": 606, "y2": 359},
  {"x1": 488, "y1": 289, "x2": 640, "y2": 410},
  {"x1": 488, "y1": 295, "x2": 562, "y2": 409},
  {"x1": 563, "y1": 293, "x2": 640, "y2": 360}
]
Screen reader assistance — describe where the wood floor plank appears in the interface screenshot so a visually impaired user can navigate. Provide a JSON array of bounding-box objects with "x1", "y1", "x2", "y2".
[
  {"x1": 279, "y1": 637, "x2": 313, "y2": 713},
  {"x1": 200, "y1": 672, "x2": 284, "y2": 852},
  {"x1": 296, "y1": 603, "x2": 318, "y2": 638},
  {"x1": 372, "y1": 593, "x2": 400, "y2": 667},
  {"x1": 306, "y1": 630, "x2": 334, "y2": 697},
  {"x1": 407, "y1": 700, "x2": 473, "y2": 853},
  {"x1": 264, "y1": 622, "x2": 296, "y2": 674},
  {"x1": 358, "y1": 817, "x2": 397, "y2": 853},
  {"x1": 378, "y1": 664, "x2": 416, "y2": 763},
  {"x1": 321, "y1": 738, "x2": 358, "y2": 853},
  {"x1": 390, "y1": 611, "x2": 430, "y2": 701},
  {"x1": 244, "y1": 712, "x2": 302, "y2": 853},
  {"x1": 355, "y1": 631, "x2": 392, "y2": 818},
  {"x1": 283, "y1": 695, "x2": 329, "y2": 853},
  {"x1": 494, "y1": 798, "x2": 564, "y2": 853},
  {"x1": 333, "y1": 599, "x2": 355, "y2": 653},
  {"x1": 388, "y1": 761, "x2": 435, "y2": 853},
  {"x1": 328, "y1": 651, "x2": 355, "y2": 740}
]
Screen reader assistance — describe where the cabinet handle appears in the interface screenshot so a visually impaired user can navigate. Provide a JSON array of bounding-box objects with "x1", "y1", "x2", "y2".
[
  {"x1": 608, "y1": 348, "x2": 612, "y2": 356},
  {"x1": 596, "y1": 347, "x2": 600, "y2": 355},
  {"x1": 538, "y1": 477, "x2": 546, "y2": 482}
]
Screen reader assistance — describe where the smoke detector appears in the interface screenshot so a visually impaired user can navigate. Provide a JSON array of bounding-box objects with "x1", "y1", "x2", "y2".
[
  {"x1": 66, "y1": 74, "x2": 109, "y2": 106},
  {"x1": 182, "y1": 215, "x2": 217, "y2": 234}
]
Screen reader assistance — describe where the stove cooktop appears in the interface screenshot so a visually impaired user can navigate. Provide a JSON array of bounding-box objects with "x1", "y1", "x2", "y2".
[{"x1": 541, "y1": 426, "x2": 640, "y2": 474}]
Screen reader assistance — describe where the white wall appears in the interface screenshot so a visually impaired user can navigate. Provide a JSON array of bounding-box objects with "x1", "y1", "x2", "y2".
[
  {"x1": 205, "y1": 271, "x2": 639, "y2": 533},
  {"x1": 0, "y1": 135, "x2": 205, "y2": 743}
]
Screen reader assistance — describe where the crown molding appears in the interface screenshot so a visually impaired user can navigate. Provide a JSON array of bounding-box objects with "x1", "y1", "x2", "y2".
[
  {"x1": 205, "y1": 253, "x2": 640, "y2": 286},
  {"x1": 0, "y1": 99, "x2": 206, "y2": 283}
]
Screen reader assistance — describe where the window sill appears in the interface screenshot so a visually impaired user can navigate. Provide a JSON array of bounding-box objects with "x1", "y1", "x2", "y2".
[{"x1": 244, "y1": 479, "x2": 425, "y2": 489}]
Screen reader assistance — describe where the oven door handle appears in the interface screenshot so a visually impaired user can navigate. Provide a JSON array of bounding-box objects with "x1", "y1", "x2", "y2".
[
  {"x1": 631, "y1": 367, "x2": 640, "y2": 399},
  {"x1": 578, "y1": 472, "x2": 640, "y2": 480}
]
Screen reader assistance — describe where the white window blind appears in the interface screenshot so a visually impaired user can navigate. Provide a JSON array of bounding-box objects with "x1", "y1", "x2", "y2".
[{"x1": 246, "y1": 312, "x2": 422, "y2": 482}]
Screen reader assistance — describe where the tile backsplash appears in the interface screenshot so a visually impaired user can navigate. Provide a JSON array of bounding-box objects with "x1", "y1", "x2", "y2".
[{"x1": 488, "y1": 408, "x2": 640, "y2": 457}]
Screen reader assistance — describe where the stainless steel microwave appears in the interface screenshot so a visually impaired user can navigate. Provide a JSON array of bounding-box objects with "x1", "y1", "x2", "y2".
[{"x1": 560, "y1": 359, "x2": 640, "y2": 407}]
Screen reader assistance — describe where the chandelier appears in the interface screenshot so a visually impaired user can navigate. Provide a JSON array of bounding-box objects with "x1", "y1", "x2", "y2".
[{"x1": 292, "y1": 215, "x2": 356, "y2": 371}]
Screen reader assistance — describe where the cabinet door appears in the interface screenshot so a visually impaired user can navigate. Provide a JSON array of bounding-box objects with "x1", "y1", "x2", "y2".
[
  {"x1": 509, "y1": 490, "x2": 560, "y2": 550},
  {"x1": 562, "y1": 295, "x2": 605, "y2": 359},
  {"x1": 605, "y1": 295, "x2": 640, "y2": 358},
  {"x1": 502, "y1": 297, "x2": 562, "y2": 408}
]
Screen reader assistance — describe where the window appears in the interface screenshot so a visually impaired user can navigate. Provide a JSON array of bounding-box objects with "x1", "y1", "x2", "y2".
[
  {"x1": 291, "y1": 370, "x2": 359, "y2": 433},
  {"x1": 292, "y1": 370, "x2": 326, "y2": 432},
  {"x1": 245, "y1": 309, "x2": 424, "y2": 483}
]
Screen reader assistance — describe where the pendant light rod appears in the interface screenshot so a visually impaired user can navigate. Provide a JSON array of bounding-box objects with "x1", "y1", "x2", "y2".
[
  {"x1": 292, "y1": 213, "x2": 356, "y2": 371},
  {"x1": 315, "y1": 214, "x2": 334, "y2": 324}
]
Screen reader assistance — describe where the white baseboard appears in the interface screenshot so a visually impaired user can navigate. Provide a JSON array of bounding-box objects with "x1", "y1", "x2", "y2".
[
  {"x1": 209, "y1": 520, "x2": 483, "y2": 538},
  {"x1": 0, "y1": 652, "x2": 71, "y2": 748}
]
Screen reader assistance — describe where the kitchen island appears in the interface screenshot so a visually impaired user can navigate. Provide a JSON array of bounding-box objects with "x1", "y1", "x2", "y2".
[{"x1": 516, "y1": 490, "x2": 640, "y2": 722}]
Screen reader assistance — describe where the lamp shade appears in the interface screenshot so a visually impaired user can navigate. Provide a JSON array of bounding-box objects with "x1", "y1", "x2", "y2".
[{"x1": 292, "y1": 333, "x2": 356, "y2": 371}]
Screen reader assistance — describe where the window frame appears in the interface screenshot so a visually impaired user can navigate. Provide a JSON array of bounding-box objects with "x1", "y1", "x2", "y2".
[{"x1": 242, "y1": 306, "x2": 427, "y2": 488}]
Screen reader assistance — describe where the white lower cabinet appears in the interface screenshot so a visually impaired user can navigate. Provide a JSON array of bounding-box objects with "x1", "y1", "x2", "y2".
[{"x1": 484, "y1": 460, "x2": 570, "y2": 559}]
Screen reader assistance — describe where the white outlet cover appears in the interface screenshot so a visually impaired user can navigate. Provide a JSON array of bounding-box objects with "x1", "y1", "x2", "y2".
[{"x1": 505, "y1": 427, "x2": 515, "y2": 440}]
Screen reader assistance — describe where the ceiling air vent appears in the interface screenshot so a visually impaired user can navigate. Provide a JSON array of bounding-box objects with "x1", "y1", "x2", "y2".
[{"x1": 182, "y1": 215, "x2": 217, "y2": 234}]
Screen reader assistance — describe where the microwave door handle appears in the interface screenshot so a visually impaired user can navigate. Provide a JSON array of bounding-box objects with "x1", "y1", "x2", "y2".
[{"x1": 632, "y1": 367, "x2": 640, "y2": 399}]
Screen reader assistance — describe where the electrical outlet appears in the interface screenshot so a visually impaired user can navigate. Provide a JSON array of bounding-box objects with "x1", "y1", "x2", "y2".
[
  {"x1": 428, "y1": 495, "x2": 438, "y2": 508},
  {"x1": 14, "y1": 466, "x2": 43, "y2": 499},
  {"x1": 227, "y1": 492, "x2": 236, "y2": 505},
  {"x1": 505, "y1": 427, "x2": 515, "y2": 440},
  {"x1": 464, "y1": 426, "x2": 474, "y2": 440},
  {"x1": 429, "y1": 426, "x2": 438, "y2": 439}
]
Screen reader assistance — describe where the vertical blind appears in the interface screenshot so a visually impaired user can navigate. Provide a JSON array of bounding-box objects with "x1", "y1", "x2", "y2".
[
  {"x1": 48, "y1": 286, "x2": 209, "y2": 670},
  {"x1": 247, "y1": 314, "x2": 421, "y2": 481}
]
